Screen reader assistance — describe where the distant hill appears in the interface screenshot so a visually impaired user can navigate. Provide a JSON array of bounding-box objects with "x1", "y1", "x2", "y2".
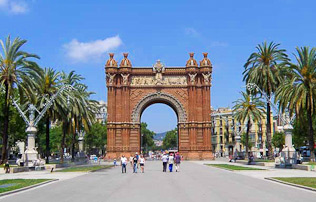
[{"x1": 154, "y1": 132, "x2": 167, "y2": 140}]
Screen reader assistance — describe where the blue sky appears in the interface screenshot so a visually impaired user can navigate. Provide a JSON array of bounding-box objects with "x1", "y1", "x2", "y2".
[{"x1": 1, "y1": 0, "x2": 315, "y2": 133}]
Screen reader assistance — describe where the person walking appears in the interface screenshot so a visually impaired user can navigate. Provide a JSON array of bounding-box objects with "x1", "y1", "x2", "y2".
[
  {"x1": 175, "y1": 152, "x2": 181, "y2": 172},
  {"x1": 4, "y1": 161, "x2": 10, "y2": 173},
  {"x1": 121, "y1": 155, "x2": 127, "y2": 173},
  {"x1": 129, "y1": 155, "x2": 133, "y2": 167},
  {"x1": 168, "y1": 153, "x2": 174, "y2": 172},
  {"x1": 133, "y1": 154, "x2": 138, "y2": 173},
  {"x1": 139, "y1": 155, "x2": 145, "y2": 173},
  {"x1": 161, "y1": 153, "x2": 168, "y2": 172}
]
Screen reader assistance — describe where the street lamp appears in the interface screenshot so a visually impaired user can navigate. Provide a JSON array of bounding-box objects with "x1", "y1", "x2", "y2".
[
  {"x1": 246, "y1": 82, "x2": 295, "y2": 164},
  {"x1": 12, "y1": 84, "x2": 74, "y2": 167}
]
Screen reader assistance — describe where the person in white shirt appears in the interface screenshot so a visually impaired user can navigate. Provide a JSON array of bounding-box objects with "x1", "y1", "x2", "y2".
[
  {"x1": 139, "y1": 155, "x2": 145, "y2": 173},
  {"x1": 129, "y1": 155, "x2": 133, "y2": 167},
  {"x1": 161, "y1": 153, "x2": 168, "y2": 172},
  {"x1": 121, "y1": 155, "x2": 127, "y2": 173},
  {"x1": 168, "y1": 153, "x2": 174, "y2": 172}
]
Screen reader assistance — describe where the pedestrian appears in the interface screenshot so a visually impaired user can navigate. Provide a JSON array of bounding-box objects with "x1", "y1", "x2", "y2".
[
  {"x1": 4, "y1": 161, "x2": 10, "y2": 174},
  {"x1": 175, "y1": 152, "x2": 181, "y2": 172},
  {"x1": 161, "y1": 153, "x2": 168, "y2": 172},
  {"x1": 133, "y1": 154, "x2": 138, "y2": 173},
  {"x1": 113, "y1": 159, "x2": 117, "y2": 166},
  {"x1": 233, "y1": 149, "x2": 238, "y2": 163},
  {"x1": 136, "y1": 152, "x2": 139, "y2": 168},
  {"x1": 168, "y1": 153, "x2": 174, "y2": 172},
  {"x1": 121, "y1": 155, "x2": 127, "y2": 173},
  {"x1": 129, "y1": 155, "x2": 133, "y2": 167},
  {"x1": 139, "y1": 155, "x2": 145, "y2": 173}
]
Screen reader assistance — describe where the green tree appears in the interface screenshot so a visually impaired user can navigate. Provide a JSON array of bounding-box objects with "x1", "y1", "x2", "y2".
[
  {"x1": 275, "y1": 47, "x2": 316, "y2": 160},
  {"x1": 32, "y1": 67, "x2": 60, "y2": 163},
  {"x1": 243, "y1": 41, "x2": 288, "y2": 160},
  {"x1": 85, "y1": 122, "x2": 107, "y2": 155},
  {"x1": 233, "y1": 91, "x2": 266, "y2": 158},
  {"x1": 0, "y1": 35, "x2": 40, "y2": 163},
  {"x1": 272, "y1": 132, "x2": 285, "y2": 151},
  {"x1": 163, "y1": 128, "x2": 178, "y2": 150},
  {"x1": 141, "y1": 122, "x2": 154, "y2": 152},
  {"x1": 240, "y1": 132, "x2": 253, "y2": 150},
  {"x1": 291, "y1": 110, "x2": 316, "y2": 149}
]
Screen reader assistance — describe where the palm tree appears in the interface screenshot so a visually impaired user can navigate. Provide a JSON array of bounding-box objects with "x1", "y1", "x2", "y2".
[
  {"x1": 275, "y1": 47, "x2": 316, "y2": 161},
  {"x1": 233, "y1": 91, "x2": 266, "y2": 159},
  {"x1": 243, "y1": 41, "x2": 288, "y2": 159},
  {"x1": 32, "y1": 67, "x2": 60, "y2": 164},
  {"x1": 0, "y1": 35, "x2": 40, "y2": 163},
  {"x1": 57, "y1": 71, "x2": 97, "y2": 162}
]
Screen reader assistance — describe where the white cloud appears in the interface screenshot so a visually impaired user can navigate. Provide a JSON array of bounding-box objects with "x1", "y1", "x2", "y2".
[
  {"x1": 185, "y1": 27, "x2": 200, "y2": 37},
  {"x1": 63, "y1": 36, "x2": 123, "y2": 63},
  {"x1": 0, "y1": 0, "x2": 28, "y2": 14}
]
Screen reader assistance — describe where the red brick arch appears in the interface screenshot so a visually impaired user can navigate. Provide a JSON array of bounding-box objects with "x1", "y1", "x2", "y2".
[{"x1": 105, "y1": 53, "x2": 213, "y2": 159}]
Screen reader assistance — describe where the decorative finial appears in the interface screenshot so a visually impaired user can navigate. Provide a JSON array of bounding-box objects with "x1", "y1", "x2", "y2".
[
  {"x1": 105, "y1": 53, "x2": 118, "y2": 67},
  {"x1": 120, "y1": 53, "x2": 132, "y2": 67},
  {"x1": 200, "y1": 52, "x2": 212, "y2": 67},
  {"x1": 186, "y1": 52, "x2": 198, "y2": 67}
]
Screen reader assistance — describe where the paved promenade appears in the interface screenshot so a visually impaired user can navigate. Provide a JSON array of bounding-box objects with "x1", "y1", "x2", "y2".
[{"x1": 1, "y1": 161, "x2": 316, "y2": 202}]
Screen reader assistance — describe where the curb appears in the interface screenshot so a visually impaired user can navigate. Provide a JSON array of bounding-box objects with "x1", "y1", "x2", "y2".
[
  {"x1": 89, "y1": 165, "x2": 114, "y2": 173},
  {"x1": 204, "y1": 164, "x2": 266, "y2": 172},
  {"x1": 0, "y1": 179, "x2": 59, "y2": 197},
  {"x1": 265, "y1": 178, "x2": 316, "y2": 192}
]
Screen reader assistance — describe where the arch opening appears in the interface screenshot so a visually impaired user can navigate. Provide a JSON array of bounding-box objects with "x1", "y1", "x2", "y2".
[
  {"x1": 131, "y1": 92, "x2": 187, "y2": 124},
  {"x1": 141, "y1": 103, "x2": 178, "y2": 153}
]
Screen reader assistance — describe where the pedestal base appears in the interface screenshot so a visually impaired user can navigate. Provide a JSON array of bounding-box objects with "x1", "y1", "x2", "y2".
[{"x1": 24, "y1": 149, "x2": 40, "y2": 167}]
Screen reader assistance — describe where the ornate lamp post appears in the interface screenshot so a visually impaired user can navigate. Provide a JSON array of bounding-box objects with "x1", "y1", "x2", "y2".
[
  {"x1": 12, "y1": 85, "x2": 74, "y2": 167},
  {"x1": 246, "y1": 83, "x2": 295, "y2": 163}
]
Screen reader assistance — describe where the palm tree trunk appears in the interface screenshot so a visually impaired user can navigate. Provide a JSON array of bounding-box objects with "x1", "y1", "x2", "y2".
[
  {"x1": 45, "y1": 115, "x2": 50, "y2": 164},
  {"x1": 71, "y1": 117, "x2": 77, "y2": 161},
  {"x1": 61, "y1": 121, "x2": 67, "y2": 164},
  {"x1": 245, "y1": 120, "x2": 250, "y2": 159},
  {"x1": 307, "y1": 103, "x2": 315, "y2": 161},
  {"x1": 1, "y1": 82, "x2": 9, "y2": 164},
  {"x1": 266, "y1": 101, "x2": 273, "y2": 160}
]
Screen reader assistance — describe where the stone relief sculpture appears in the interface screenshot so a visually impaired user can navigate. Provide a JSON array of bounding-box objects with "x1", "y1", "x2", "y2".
[
  {"x1": 106, "y1": 73, "x2": 115, "y2": 85},
  {"x1": 189, "y1": 73, "x2": 197, "y2": 85},
  {"x1": 121, "y1": 74, "x2": 130, "y2": 85},
  {"x1": 202, "y1": 72, "x2": 212, "y2": 84},
  {"x1": 130, "y1": 76, "x2": 187, "y2": 86}
]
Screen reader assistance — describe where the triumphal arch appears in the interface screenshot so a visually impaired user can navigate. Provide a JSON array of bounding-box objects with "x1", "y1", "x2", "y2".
[{"x1": 105, "y1": 52, "x2": 213, "y2": 159}]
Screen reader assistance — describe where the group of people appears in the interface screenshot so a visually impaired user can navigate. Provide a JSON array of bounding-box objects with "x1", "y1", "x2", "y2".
[
  {"x1": 119, "y1": 152, "x2": 182, "y2": 174},
  {"x1": 120, "y1": 152, "x2": 145, "y2": 173},
  {"x1": 161, "y1": 152, "x2": 181, "y2": 172}
]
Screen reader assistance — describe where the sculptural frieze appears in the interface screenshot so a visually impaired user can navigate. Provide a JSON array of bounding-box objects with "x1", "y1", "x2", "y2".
[
  {"x1": 130, "y1": 76, "x2": 187, "y2": 86},
  {"x1": 188, "y1": 73, "x2": 197, "y2": 85},
  {"x1": 106, "y1": 73, "x2": 115, "y2": 85},
  {"x1": 121, "y1": 74, "x2": 130, "y2": 85},
  {"x1": 202, "y1": 72, "x2": 212, "y2": 85}
]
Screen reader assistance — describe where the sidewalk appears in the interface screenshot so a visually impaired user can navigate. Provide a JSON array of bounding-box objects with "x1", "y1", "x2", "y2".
[
  {"x1": 192, "y1": 158, "x2": 316, "y2": 179},
  {"x1": 0, "y1": 162, "x2": 113, "y2": 181}
]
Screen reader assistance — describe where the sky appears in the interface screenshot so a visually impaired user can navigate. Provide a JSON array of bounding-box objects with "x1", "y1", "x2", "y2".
[{"x1": 1, "y1": 0, "x2": 316, "y2": 133}]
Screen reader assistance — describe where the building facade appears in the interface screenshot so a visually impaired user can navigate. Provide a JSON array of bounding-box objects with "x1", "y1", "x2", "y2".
[
  {"x1": 211, "y1": 107, "x2": 274, "y2": 157},
  {"x1": 95, "y1": 100, "x2": 107, "y2": 124}
]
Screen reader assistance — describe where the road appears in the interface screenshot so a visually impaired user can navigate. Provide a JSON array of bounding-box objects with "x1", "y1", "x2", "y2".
[{"x1": 1, "y1": 161, "x2": 316, "y2": 202}]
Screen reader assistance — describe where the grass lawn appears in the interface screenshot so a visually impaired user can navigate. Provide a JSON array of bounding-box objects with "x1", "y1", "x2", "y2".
[
  {"x1": 206, "y1": 164, "x2": 264, "y2": 171},
  {"x1": 56, "y1": 165, "x2": 113, "y2": 172},
  {"x1": 307, "y1": 162, "x2": 316, "y2": 165},
  {"x1": 0, "y1": 179, "x2": 50, "y2": 193},
  {"x1": 273, "y1": 177, "x2": 316, "y2": 189}
]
